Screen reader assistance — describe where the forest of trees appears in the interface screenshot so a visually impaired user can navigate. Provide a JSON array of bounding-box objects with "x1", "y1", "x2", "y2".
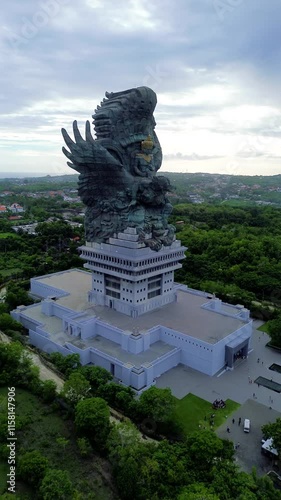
[
  {"x1": 0, "y1": 175, "x2": 78, "y2": 194},
  {"x1": 2, "y1": 200, "x2": 281, "y2": 341},
  {"x1": 1, "y1": 178, "x2": 281, "y2": 497},
  {"x1": 172, "y1": 204, "x2": 281, "y2": 315},
  {"x1": 171, "y1": 203, "x2": 281, "y2": 345},
  {"x1": 0, "y1": 341, "x2": 280, "y2": 500},
  {"x1": 0, "y1": 218, "x2": 83, "y2": 288}
]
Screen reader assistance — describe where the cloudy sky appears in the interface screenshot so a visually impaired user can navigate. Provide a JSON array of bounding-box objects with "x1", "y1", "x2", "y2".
[{"x1": 1, "y1": 0, "x2": 281, "y2": 177}]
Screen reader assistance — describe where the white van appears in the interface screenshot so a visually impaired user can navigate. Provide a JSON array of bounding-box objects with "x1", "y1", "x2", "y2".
[{"x1": 244, "y1": 419, "x2": 250, "y2": 433}]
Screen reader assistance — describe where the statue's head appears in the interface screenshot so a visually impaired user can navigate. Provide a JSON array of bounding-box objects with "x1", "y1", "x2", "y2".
[{"x1": 93, "y1": 86, "x2": 157, "y2": 140}]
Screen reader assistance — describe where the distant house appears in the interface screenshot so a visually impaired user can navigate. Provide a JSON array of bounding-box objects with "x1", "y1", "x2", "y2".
[
  {"x1": 63, "y1": 196, "x2": 80, "y2": 202},
  {"x1": 13, "y1": 223, "x2": 37, "y2": 234},
  {"x1": 0, "y1": 205, "x2": 7, "y2": 213},
  {"x1": 48, "y1": 190, "x2": 64, "y2": 198},
  {"x1": 9, "y1": 203, "x2": 24, "y2": 213},
  {"x1": 9, "y1": 215, "x2": 22, "y2": 221},
  {"x1": 0, "y1": 191, "x2": 13, "y2": 197}
]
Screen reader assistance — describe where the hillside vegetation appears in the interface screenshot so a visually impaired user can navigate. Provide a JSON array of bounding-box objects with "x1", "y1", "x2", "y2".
[{"x1": 172, "y1": 203, "x2": 281, "y2": 316}]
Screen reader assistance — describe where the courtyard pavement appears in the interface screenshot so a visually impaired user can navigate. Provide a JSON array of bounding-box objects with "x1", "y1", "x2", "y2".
[
  {"x1": 216, "y1": 399, "x2": 280, "y2": 475},
  {"x1": 156, "y1": 320, "x2": 281, "y2": 412},
  {"x1": 156, "y1": 320, "x2": 281, "y2": 474}
]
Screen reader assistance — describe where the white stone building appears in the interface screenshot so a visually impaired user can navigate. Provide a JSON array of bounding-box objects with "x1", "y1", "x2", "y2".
[{"x1": 12, "y1": 229, "x2": 252, "y2": 392}]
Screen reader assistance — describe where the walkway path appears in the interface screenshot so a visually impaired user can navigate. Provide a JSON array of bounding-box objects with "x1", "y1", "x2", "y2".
[
  {"x1": 0, "y1": 331, "x2": 153, "y2": 442},
  {"x1": 0, "y1": 330, "x2": 64, "y2": 390}
]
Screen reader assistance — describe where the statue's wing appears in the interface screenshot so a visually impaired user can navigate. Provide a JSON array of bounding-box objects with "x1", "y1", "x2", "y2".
[
  {"x1": 62, "y1": 120, "x2": 132, "y2": 205},
  {"x1": 62, "y1": 120, "x2": 123, "y2": 173}
]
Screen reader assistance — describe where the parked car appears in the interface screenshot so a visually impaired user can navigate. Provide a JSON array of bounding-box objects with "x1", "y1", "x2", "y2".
[{"x1": 244, "y1": 418, "x2": 250, "y2": 432}]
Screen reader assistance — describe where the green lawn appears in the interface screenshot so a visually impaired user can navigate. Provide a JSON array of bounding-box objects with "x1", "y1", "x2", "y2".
[
  {"x1": 175, "y1": 393, "x2": 240, "y2": 435},
  {"x1": 257, "y1": 322, "x2": 269, "y2": 333},
  {"x1": 0, "y1": 233, "x2": 19, "y2": 239},
  {"x1": 0, "y1": 387, "x2": 115, "y2": 498}
]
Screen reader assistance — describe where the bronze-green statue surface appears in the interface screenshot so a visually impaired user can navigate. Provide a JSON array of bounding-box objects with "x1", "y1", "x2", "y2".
[{"x1": 61, "y1": 86, "x2": 175, "y2": 251}]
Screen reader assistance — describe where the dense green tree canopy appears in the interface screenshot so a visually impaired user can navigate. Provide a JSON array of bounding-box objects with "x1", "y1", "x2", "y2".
[
  {"x1": 99, "y1": 382, "x2": 136, "y2": 414},
  {"x1": 267, "y1": 315, "x2": 281, "y2": 347},
  {"x1": 172, "y1": 204, "x2": 281, "y2": 313},
  {"x1": 178, "y1": 483, "x2": 220, "y2": 500},
  {"x1": 18, "y1": 450, "x2": 49, "y2": 487},
  {"x1": 39, "y1": 469, "x2": 73, "y2": 500},
  {"x1": 0, "y1": 313, "x2": 24, "y2": 332},
  {"x1": 138, "y1": 386, "x2": 176, "y2": 423},
  {"x1": 75, "y1": 397, "x2": 110, "y2": 452},
  {"x1": 4, "y1": 282, "x2": 34, "y2": 311},
  {"x1": 0, "y1": 342, "x2": 39, "y2": 388},
  {"x1": 79, "y1": 365, "x2": 113, "y2": 392},
  {"x1": 186, "y1": 430, "x2": 227, "y2": 471},
  {"x1": 262, "y1": 417, "x2": 281, "y2": 456},
  {"x1": 255, "y1": 474, "x2": 281, "y2": 499},
  {"x1": 40, "y1": 380, "x2": 58, "y2": 403},
  {"x1": 49, "y1": 352, "x2": 81, "y2": 377},
  {"x1": 138, "y1": 385, "x2": 182, "y2": 437},
  {"x1": 35, "y1": 221, "x2": 73, "y2": 241},
  {"x1": 62, "y1": 372, "x2": 91, "y2": 405}
]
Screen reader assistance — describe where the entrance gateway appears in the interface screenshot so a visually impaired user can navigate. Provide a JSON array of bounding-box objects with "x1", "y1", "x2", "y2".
[{"x1": 225, "y1": 336, "x2": 250, "y2": 369}]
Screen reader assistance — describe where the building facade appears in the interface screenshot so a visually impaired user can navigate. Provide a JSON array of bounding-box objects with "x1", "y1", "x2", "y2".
[{"x1": 12, "y1": 229, "x2": 252, "y2": 392}]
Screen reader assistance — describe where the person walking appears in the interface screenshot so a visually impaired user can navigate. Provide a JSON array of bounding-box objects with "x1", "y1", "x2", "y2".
[
  {"x1": 232, "y1": 418, "x2": 235, "y2": 424},
  {"x1": 238, "y1": 417, "x2": 241, "y2": 425},
  {"x1": 227, "y1": 427, "x2": 230, "y2": 433}
]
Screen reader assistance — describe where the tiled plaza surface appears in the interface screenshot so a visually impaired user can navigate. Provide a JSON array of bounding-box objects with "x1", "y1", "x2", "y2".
[
  {"x1": 156, "y1": 320, "x2": 281, "y2": 475},
  {"x1": 216, "y1": 399, "x2": 280, "y2": 475},
  {"x1": 156, "y1": 321, "x2": 281, "y2": 412}
]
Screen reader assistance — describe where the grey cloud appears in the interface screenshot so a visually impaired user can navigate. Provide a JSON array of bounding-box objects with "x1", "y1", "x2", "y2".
[
  {"x1": 2, "y1": 1, "x2": 281, "y2": 108},
  {"x1": 1, "y1": 0, "x2": 281, "y2": 172},
  {"x1": 236, "y1": 151, "x2": 281, "y2": 159},
  {"x1": 164, "y1": 153, "x2": 223, "y2": 161},
  {"x1": 236, "y1": 150, "x2": 266, "y2": 159}
]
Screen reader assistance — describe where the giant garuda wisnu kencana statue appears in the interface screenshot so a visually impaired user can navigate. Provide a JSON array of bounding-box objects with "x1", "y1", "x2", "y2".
[{"x1": 61, "y1": 86, "x2": 175, "y2": 251}]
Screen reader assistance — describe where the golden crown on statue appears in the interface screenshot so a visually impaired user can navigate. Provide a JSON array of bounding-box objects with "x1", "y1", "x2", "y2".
[{"x1": 141, "y1": 135, "x2": 154, "y2": 150}]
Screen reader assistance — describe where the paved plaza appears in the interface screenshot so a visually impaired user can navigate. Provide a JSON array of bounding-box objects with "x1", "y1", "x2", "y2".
[
  {"x1": 156, "y1": 320, "x2": 281, "y2": 474},
  {"x1": 156, "y1": 320, "x2": 281, "y2": 413},
  {"x1": 216, "y1": 399, "x2": 280, "y2": 475}
]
